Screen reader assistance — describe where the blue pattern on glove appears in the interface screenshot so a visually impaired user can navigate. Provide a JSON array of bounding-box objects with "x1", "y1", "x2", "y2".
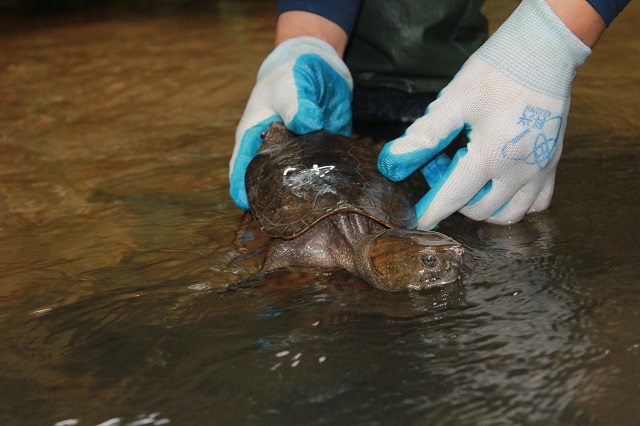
[{"x1": 501, "y1": 106, "x2": 562, "y2": 170}]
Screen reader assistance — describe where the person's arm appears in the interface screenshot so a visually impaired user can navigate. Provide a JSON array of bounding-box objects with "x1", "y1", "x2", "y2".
[
  {"x1": 275, "y1": 0, "x2": 361, "y2": 48},
  {"x1": 546, "y1": 0, "x2": 605, "y2": 47},
  {"x1": 276, "y1": 11, "x2": 348, "y2": 56}
]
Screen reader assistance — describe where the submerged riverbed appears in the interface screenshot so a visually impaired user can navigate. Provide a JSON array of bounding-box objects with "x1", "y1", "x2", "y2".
[{"x1": 1, "y1": 1, "x2": 639, "y2": 425}]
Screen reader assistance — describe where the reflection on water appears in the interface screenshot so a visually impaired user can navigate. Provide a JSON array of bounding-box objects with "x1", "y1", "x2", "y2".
[{"x1": 1, "y1": 1, "x2": 639, "y2": 425}]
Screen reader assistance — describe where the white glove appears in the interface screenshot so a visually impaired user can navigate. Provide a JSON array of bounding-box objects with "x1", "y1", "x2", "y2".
[
  {"x1": 230, "y1": 37, "x2": 353, "y2": 210},
  {"x1": 378, "y1": 0, "x2": 591, "y2": 230}
]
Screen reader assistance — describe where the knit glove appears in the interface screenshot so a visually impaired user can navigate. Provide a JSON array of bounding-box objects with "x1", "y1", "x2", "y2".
[
  {"x1": 378, "y1": 0, "x2": 591, "y2": 230},
  {"x1": 229, "y1": 37, "x2": 353, "y2": 210}
]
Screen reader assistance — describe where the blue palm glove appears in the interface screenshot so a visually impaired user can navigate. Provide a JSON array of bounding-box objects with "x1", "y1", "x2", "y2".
[
  {"x1": 229, "y1": 37, "x2": 353, "y2": 210},
  {"x1": 378, "y1": 0, "x2": 591, "y2": 230}
]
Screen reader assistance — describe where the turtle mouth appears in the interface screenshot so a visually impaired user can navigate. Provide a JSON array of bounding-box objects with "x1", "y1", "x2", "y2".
[{"x1": 407, "y1": 260, "x2": 464, "y2": 290}]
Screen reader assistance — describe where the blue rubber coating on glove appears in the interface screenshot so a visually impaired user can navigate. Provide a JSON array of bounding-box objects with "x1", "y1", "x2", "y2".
[
  {"x1": 378, "y1": 125, "x2": 463, "y2": 182},
  {"x1": 467, "y1": 180, "x2": 492, "y2": 206},
  {"x1": 414, "y1": 148, "x2": 510, "y2": 226},
  {"x1": 424, "y1": 157, "x2": 504, "y2": 210},
  {"x1": 490, "y1": 198, "x2": 512, "y2": 217},
  {"x1": 415, "y1": 148, "x2": 468, "y2": 222},
  {"x1": 421, "y1": 153, "x2": 452, "y2": 188},
  {"x1": 419, "y1": 153, "x2": 511, "y2": 220},
  {"x1": 288, "y1": 54, "x2": 352, "y2": 137},
  {"x1": 230, "y1": 115, "x2": 281, "y2": 210}
]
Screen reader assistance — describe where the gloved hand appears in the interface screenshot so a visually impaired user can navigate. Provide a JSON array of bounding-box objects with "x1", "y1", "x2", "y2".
[
  {"x1": 378, "y1": 0, "x2": 591, "y2": 230},
  {"x1": 230, "y1": 36, "x2": 353, "y2": 210}
]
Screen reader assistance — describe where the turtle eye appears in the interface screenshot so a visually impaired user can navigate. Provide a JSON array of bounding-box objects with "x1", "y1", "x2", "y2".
[{"x1": 422, "y1": 253, "x2": 439, "y2": 269}]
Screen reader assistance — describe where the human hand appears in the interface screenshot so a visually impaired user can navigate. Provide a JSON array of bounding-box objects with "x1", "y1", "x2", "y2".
[
  {"x1": 229, "y1": 36, "x2": 353, "y2": 210},
  {"x1": 377, "y1": 0, "x2": 591, "y2": 230}
]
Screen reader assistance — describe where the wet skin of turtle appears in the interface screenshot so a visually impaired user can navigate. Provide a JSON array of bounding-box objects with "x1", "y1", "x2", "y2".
[{"x1": 245, "y1": 122, "x2": 464, "y2": 291}]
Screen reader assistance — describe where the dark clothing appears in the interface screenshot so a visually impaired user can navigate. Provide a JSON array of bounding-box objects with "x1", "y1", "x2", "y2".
[
  {"x1": 279, "y1": 0, "x2": 487, "y2": 95},
  {"x1": 276, "y1": 0, "x2": 361, "y2": 37},
  {"x1": 276, "y1": 0, "x2": 630, "y2": 129},
  {"x1": 279, "y1": 0, "x2": 487, "y2": 128},
  {"x1": 344, "y1": 0, "x2": 487, "y2": 94},
  {"x1": 277, "y1": 0, "x2": 631, "y2": 34},
  {"x1": 587, "y1": 0, "x2": 631, "y2": 26}
]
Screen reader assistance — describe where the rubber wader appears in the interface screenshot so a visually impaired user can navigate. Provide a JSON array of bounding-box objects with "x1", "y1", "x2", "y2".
[{"x1": 344, "y1": 0, "x2": 487, "y2": 129}]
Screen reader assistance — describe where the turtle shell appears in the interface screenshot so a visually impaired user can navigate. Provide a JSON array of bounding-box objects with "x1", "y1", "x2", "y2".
[{"x1": 245, "y1": 122, "x2": 417, "y2": 238}]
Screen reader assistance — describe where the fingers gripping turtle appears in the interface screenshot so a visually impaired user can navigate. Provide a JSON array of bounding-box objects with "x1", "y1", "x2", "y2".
[
  {"x1": 229, "y1": 36, "x2": 353, "y2": 210},
  {"x1": 378, "y1": 0, "x2": 591, "y2": 230}
]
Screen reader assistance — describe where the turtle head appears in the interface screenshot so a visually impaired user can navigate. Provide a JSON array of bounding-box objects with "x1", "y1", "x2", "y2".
[{"x1": 367, "y1": 229, "x2": 464, "y2": 291}]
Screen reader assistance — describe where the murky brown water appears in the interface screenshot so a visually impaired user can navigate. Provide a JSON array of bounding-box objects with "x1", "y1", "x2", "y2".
[{"x1": 1, "y1": 1, "x2": 639, "y2": 425}]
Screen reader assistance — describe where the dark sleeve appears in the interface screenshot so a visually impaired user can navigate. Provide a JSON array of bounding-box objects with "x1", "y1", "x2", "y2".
[
  {"x1": 277, "y1": 0, "x2": 363, "y2": 38},
  {"x1": 586, "y1": 0, "x2": 631, "y2": 26}
]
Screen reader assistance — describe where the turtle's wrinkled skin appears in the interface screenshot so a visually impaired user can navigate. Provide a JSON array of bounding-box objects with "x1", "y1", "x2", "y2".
[{"x1": 245, "y1": 122, "x2": 464, "y2": 291}]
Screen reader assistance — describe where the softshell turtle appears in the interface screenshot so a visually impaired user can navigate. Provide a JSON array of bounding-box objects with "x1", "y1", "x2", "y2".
[{"x1": 244, "y1": 122, "x2": 464, "y2": 291}]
